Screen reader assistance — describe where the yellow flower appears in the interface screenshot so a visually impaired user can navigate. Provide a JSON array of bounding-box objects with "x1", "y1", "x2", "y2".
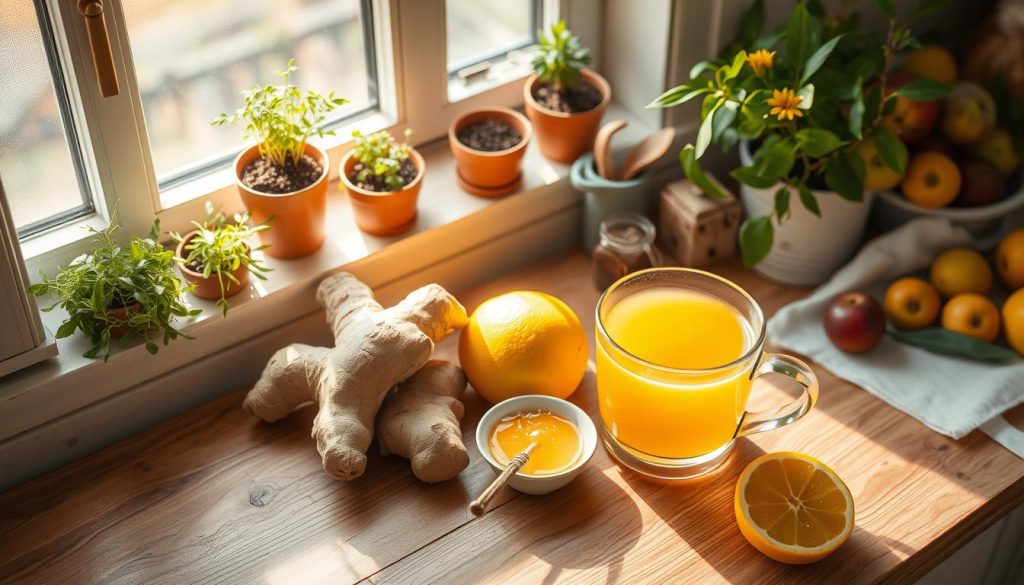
[
  {"x1": 746, "y1": 49, "x2": 776, "y2": 76},
  {"x1": 767, "y1": 88, "x2": 804, "y2": 121}
]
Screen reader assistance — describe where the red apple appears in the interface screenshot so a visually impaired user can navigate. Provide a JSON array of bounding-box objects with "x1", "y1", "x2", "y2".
[
  {"x1": 882, "y1": 74, "x2": 940, "y2": 144},
  {"x1": 823, "y1": 292, "x2": 886, "y2": 353},
  {"x1": 955, "y1": 158, "x2": 1007, "y2": 207}
]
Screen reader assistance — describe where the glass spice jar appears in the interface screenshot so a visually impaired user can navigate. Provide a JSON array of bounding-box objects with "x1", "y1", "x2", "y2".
[{"x1": 592, "y1": 213, "x2": 661, "y2": 291}]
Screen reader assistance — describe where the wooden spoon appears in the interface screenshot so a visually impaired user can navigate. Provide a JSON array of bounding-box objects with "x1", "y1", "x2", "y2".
[
  {"x1": 594, "y1": 120, "x2": 628, "y2": 180},
  {"x1": 469, "y1": 443, "x2": 537, "y2": 517},
  {"x1": 617, "y1": 127, "x2": 675, "y2": 181}
]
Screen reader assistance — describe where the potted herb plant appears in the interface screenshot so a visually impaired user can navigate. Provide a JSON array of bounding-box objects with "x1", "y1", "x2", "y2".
[
  {"x1": 650, "y1": 0, "x2": 950, "y2": 285},
  {"x1": 172, "y1": 202, "x2": 271, "y2": 316},
  {"x1": 524, "y1": 20, "x2": 610, "y2": 164},
  {"x1": 340, "y1": 129, "x2": 424, "y2": 235},
  {"x1": 449, "y1": 107, "x2": 532, "y2": 197},
  {"x1": 29, "y1": 221, "x2": 200, "y2": 361},
  {"x1": 213, "y1": 59, "x2": 347, "y2": 259}
]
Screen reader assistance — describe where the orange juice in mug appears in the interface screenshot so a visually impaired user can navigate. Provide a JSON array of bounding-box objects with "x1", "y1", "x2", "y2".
[{"x1": 596, "y1": 268, "x2": 818, "y2": 480}]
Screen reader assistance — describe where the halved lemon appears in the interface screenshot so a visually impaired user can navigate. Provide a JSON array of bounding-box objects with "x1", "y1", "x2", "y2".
[{"x1": 734, "y1": 452, "x2": 855, "y2": 564}]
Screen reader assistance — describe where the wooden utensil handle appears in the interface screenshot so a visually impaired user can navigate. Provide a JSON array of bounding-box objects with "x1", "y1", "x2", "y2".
[
  {"x1": 469, "y1": 447, "x2": 534, "y2": 517},
  {"x1": 78, "y1": 1, "x2": 119, "y2": 98}
]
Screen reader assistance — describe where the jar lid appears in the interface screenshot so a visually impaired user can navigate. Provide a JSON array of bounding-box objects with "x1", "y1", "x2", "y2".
[{"x1": 599, "y1": 212, "x2": 656, "y2": 248}]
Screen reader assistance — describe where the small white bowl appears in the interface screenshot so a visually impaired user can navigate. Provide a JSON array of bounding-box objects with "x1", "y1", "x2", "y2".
[{"x1": 475, "y1": 395, "x2": 597, "y2": 495}]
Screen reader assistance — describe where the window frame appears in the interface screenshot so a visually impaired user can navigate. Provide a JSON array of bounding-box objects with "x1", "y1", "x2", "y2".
[{"x1": 17, "y1": 0, "x2": 583, "y2": 280}]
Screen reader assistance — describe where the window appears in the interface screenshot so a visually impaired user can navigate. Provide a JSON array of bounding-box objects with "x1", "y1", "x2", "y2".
[
  {"x1": 7, "y1": 0, "x2": 567, "y2": 275},
  {"x1": 2, "y1": 0, "x2": 94, "y2": 237},
  {"x1": 445, "y1": 0, "x2": 539, "y2": 100},
  {"x1": 122, "y1": 0, "x2": 378, "y2": 190}
]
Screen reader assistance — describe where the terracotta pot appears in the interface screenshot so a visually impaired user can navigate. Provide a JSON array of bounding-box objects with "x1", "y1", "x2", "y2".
[
  {"x1": 340, "y1": 148, "x2": 424, "y2": 236},
  {"x1": 233, "y1": 142, "x2": 328, "y2": 259},
  {"x1": 105, "y1": 304, "x2": 141, "y2": 339},
  {"x1": 174, "y1": 231, "x2": 251, "y2": 301},
  {"x1": 449, "y1": 107, "x2": 532, "y2": 197},
  {"x1": 523, "y1": 68, "x2": 611, "y2": 164}
]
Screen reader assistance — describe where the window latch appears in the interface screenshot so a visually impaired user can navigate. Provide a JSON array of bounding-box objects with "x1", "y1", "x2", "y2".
[{"x1": 77, "y1": 0, "x2": 119, "y2": 97}]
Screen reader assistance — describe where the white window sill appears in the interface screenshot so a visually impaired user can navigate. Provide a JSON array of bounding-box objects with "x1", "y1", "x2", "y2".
[{"x1": 0, "y1": 102, "x2": 657, "y2": 447}]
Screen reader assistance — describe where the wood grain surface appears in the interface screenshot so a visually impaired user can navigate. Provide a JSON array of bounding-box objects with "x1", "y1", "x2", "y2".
[{"x1": 1, "y1": 251, "x2": 1021, "y2": 585}]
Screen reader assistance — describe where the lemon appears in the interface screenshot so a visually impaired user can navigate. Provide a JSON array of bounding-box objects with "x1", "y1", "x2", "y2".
[
  {"x1": 930, "y1": 248, "x2": 993, "y2": 298},
  {"x1": 735, "y1": 452, "x2": 855, "y2": 565},
  {"x1": 1003, "y1": 289, "x2": 1024, "y2": 356},
  {"x1": 458, "y1": 291, "x2": 587, "y2": 404},
  {"x1": 996, "y1": 228, "x2": 1024, "y2": 290}
]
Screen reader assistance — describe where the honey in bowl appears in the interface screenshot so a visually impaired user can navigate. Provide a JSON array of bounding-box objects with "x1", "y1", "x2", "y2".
[{"x1": 489, "y1": 409, "x2": 583, "y2": 476}]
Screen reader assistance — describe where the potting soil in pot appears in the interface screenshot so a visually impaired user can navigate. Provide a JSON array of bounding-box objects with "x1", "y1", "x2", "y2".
[
  {"x1": 242, "y1": 154, "x2": 323, "y2": 194},
  {"x1": 532, "y1": 82, "x2": 603, "y2": 113},
  {"x1": 348, "y1": 160, "x2": 418, "y2": 192},
  {"x1": 457, "y1": 120, "x2": 522, "y2": 151}
]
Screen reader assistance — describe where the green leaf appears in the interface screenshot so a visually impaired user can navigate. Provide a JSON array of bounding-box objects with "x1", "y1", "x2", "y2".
[
  {"x1": 796, "y1": 128, "x2": 844, "y2": 157},
  {"x1": 863, "y1": 85, "x2": 883, "y2": 124},
  {"x1": 695, "y1": 97, "x2": 724, "y2": 158},
  {"x1": 712, "y1": 100, "x2": 739, "y2": 142},
  {"x1": 689, "y1": 60, "x2": 716, "y2": 79},
  {"x1": 739, "y1": 216, "x2": 774, "y2": 267},
  {"x1": 800, "y1": 34, "x2": 843, "y2": 85},
  {"x1": 56, "y1": 321, "x2": 79, "y2": 339},
  {"x1": 738, "y1": 0, "x2": 765, "y2": 46},
  {"x1": 752, "y1": 138, "x2": 797, "y2": 181},
  {"x1": 888, "y1": 327, "x2": 1019, "y2": 363},
  {"x1": 798, "y1": 183, "x2": 821, "y2": 217},
  {"x1": 774, "y1": 187, "x2": 791, "y2": 221},
  {"x1": 873, "y1": 127, "x2": 908, "y2": 175},
  {"x1": 648, "y1": 84, "x2": 709, "y2": 108},
  {"x1": 731, "y1": 166, "x2": 778, "y2": 189},
  {"x1": 785, "y1": 2, "x2": 820, "y2": 72},
  {"x1": 849, "y1": 83, "x2": 866, "y2": 139},
  {"x1": 913, "y1": 0, "x2": 950, "y2": 19},
  {"x1": 796, "y1": 84, "x2": 815, "y2": 110},
  {"x1": 873, "y1": 0, "x2": 896, "y2": 17},
  {"x1": 680, "y1": 146, "x2": 726, "y2": 199},
  {"x1": 825, "y1": 151, "x2": 865, "y2": 202},
  {"x1": 722, "y1": 51, "x2": 747, "y2": 82},
  {"x1": 893, "y1": 79, "x2": 953, "y2": 102}
]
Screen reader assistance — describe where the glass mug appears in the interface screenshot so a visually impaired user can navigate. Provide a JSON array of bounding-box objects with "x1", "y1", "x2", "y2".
[{"x1": 595, "y1": 268, "x2": 818, "y2": 480}]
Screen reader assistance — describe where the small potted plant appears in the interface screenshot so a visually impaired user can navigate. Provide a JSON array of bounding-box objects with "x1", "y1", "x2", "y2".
[
  {"x1": 524, "y1": 20, "x2": 610, "y2": 164},
  {"x1": 171, "y1": 202, "x2": 272, "y2": 316},
  {"x1": 340, "y1": 129, "x2": 424, "y2": 235},
  {"x1": 650, "y1": 0, "x2": 950, "y2": 285},
  {"x1": 449, "y1": 107, "x2": 532, "y2": 197},
  {"x1": 29, "y1": 221, "x2": 200, "y2": 361},
  {"x1": 213, "y1": 59, "x2": 347, "y2": 259}
]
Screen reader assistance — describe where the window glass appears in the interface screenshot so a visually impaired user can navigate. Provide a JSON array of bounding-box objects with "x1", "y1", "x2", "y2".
[
  {"x1": 446, "y1": 0, "x2": 535, "y2": 74},
  {"x1": 2, "y1": 1, "x2": 93, "y2": 236},
  {"x1": 123, "y1": 0, "x2": 376, "y2": 187}
]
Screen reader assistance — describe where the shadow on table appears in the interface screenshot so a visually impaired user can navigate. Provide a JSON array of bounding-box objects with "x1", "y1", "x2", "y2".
[
  {"x1": 614, "y1": 438, "x2": 905, "y2": 584},
  {"x1": 514, "y1": 462, "x2": 644, "y2": 585}
]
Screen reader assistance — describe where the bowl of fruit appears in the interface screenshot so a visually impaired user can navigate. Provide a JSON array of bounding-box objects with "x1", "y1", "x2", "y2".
[
  {"x1": 824, "y1": 228, "x2": 1024, "y2": 361},
  {"x1": 870, "y1": 42, "x2": 1024, "y2": 236}
]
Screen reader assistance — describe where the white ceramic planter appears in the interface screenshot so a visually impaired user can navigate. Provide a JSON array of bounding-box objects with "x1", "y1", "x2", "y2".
[{"x1": 739, "y1": 141, "x2": 875, "y2": 287}]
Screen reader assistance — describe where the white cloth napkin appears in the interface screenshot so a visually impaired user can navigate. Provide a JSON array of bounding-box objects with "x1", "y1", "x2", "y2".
[{"x1": 767, "y1": 217, "x2": 1024, "y2": 456}]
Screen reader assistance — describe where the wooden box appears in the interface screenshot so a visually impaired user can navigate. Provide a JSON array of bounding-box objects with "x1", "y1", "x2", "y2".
[{"x1": 658, "y1": 176, "x2": 742, "y2": 267}]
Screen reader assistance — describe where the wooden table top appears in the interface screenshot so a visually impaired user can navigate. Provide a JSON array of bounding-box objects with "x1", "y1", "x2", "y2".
[{"x1": 2, "y1": 251, "x2": 1022, "y2": 585}]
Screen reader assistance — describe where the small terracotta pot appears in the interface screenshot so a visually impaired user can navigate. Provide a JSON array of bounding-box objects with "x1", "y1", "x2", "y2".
[
  {"x1": 175, "y1": 231, "x2": 251, "y2": 301},
  {"x1": 106, "y1": 304, "x2": 141, "y2": 339},
  {"x1": 524, "y1": 68, "x2": 611, "y2": 164},
  {"x1": 340, "y1": 148, "x2": 424, "y2": 236},
  {"x1": 449, "y1": 107, "x2": 532, "y2": 197},
  {"x1": 233, "y1": 143, "x2": 328, "y2": 259}
]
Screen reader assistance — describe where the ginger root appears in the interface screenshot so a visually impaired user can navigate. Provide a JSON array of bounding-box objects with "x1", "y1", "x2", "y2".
[
  {"x1": 242, "y1": 272, "x2": 467, "y2": 480},
  {"x1": 377, "y1": 360, "x2": 469, "y2": 483}
]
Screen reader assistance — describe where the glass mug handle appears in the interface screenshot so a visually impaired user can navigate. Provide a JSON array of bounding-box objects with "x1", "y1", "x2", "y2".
[{"x1": 737, "y1": 353, "x2": 819, "y2": 437}]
